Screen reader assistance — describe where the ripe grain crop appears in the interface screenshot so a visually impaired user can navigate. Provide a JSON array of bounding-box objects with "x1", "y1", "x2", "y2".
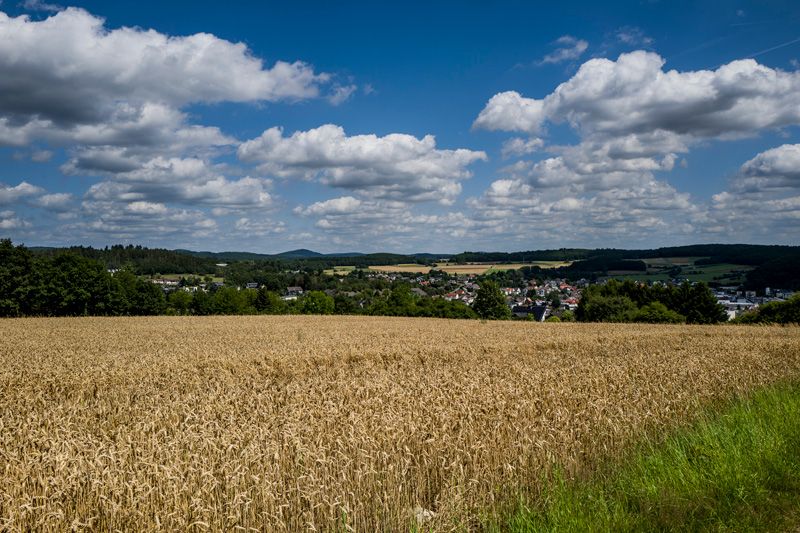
[
  {"x1": 0, "y1": 316, "x2": 798, "y2": 531},
  {"x1": 369, "y1": 261, "x2": 571, "y2": 275},
  {"x1": 368, "y1": 264, "x2": 433, "y2": 274},
  {"x1": 433, "y1": 262, "x2": 571, "y2": 274}
]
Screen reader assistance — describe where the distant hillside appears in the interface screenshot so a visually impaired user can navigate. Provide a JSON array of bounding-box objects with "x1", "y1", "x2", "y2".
[
  {"x1": 32, "y1": 245, "x2": 218, "y2": 275},
  {"x1": 22, "y1": 242, "x2": 800, "y2": 290},
  {"x1": 175, "y1": 248, "x2": 369, "y2": 261},
  {"x1": 412, "y1": 253, "x2": 454, "y2": 260},
  {"x1": 275, "y1": 249, "x2": 324, "y2": 259},
  {"x1": 453, "y1": 244, "x2": 800, "y2": 265},
  {"x1": 173, "y1": 249, "x2": 274, "y2": 262}
]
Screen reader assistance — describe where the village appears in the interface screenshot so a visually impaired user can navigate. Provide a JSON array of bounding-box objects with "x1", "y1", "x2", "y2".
[
  {"x1": 145, "y1": 266, "x2": 796, "y2": 322},
  {"x1": 712, "y1": 286, "x2": 796, "y2": 320}
]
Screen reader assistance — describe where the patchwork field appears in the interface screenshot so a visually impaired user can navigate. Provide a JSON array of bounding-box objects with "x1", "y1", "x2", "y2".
[
  {"x1": 1, "y1": 317, "x2": 798, "y2": 531},
  {"x1": 157, "y1": 273, "x2": 224, "y2": 282},
  {"x1": 322, "y1": 265, "x2": 357, "y2": 276},
  {"x1": 641, "y1": 256, "x2": 701, "y2": 267},
  {"x1": 609, "y1": 257, "x2": 754, "y2": 284},
  {"x1": 368, "y1": 263, "x2": 432, "y2": 273},
  {"x1": 369, "y1": 261, "x2": 572, "y2": 275}
]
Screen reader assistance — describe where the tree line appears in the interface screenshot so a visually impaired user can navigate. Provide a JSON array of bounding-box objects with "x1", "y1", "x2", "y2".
[
  {"x1": 0, "y1": 240, "x2": 478, "y2": 318},
  {"x1": 22, "y1": 241, "x2": 800, "y2": 291},
  {"x1": 1, "y1": 240, "x2": 168, "y2": 316},
  {"x1": 456, "y1": 244, "x2": 800, "y2": 289},
  {"x1": 31, "y1": 243, "x2": 219, "y2": 275},
  {"x1": 576, "y1": 279, "x2": 727, "y2": 324},
  {"x1": 734, "y1": 295, "x2": 800, "y2": 324},
  {"x1": 172, "y1": 285, "x2": 479, "y2": 319}
]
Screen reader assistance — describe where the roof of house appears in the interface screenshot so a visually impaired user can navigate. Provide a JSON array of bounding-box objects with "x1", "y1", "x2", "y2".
[{"x1": 511, "y1": 305, "x2": 549, "y2": 321}]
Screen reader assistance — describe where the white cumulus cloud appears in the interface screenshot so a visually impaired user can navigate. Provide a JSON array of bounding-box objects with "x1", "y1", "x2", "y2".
[
  {"x1": 475, "y1": 51, "x2": 800, "y2": 140},
  {"x1": 473, "y1": 91, "x2": 546, "y2": 135},
  {"x1": 539, "y1": 35, "x2": 589, "y2": 65},
  {"x1": 0, "y1": 7, "x2": 337, "y2": 152},
  {"x1": 706, "y1": 144, "x2": 800, "y2": 242},
  {"x1": 501, "y1": 137, "x2": 544, "y2": 159},
  {"x1": 295, "y1": 196, "x2": 363, "y2": 216},
  {"x1": 239, "y1": 124, "x2": 487, "y2": 204},
  {"x1": 470, "y1": 50, "x2": 800, "y2": 245},
  {"x1": 0, "y1": 181, "x2": 44, "y2": 204},
  {"x1": 34, "y1": 192, "x2": 73, "y2": 209},
  {"x1": 734, "y1": 143, "x2": 800, "y2": 191},
  {"x1": 82, "y1": 157, "x2": 275, "y2": 209}
]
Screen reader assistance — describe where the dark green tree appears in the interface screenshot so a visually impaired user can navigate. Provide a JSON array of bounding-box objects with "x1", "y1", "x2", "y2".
[
  {"x1": 114, "y1": 270, "x2": 166, "y2": 315},
  {"x1": 560, "y1": 310, "x2": 575, "y2": 322},
  {"x1": 672, "y1": 282, "x2": 727, "y2": 324},
  {"x1": 472, "y1": 281, "x2": 512, "y2": 319},
  {"x1": 334, "y1": 294, "x2": 359, "y2": 315},
  {"x1": 254, "y1": 287, "x2": 270, "y2": 312},
  {"x1": 629, "y1": 301, "x2": 685, "y2": 323},
  {"x1": 0, "y1": 239, "x2": 34, "y2": 316},
  {"x1": 577, "y1": 280, "x2": 724, "y2": 324},
  {"x1": 736, "y1": 294, "x2": 800, "y2": 324},
  {"x1": 28, "y1": 254, "x2": 116, "y2": 316},
  {"x1": 213, "y1": 287, "x2": 250, "y2": 315},
  {"x1": 300, "y1": 291, "x2": 334, "y2": 315},
  {"x1": 190, "y1": 290, "x2": 215, "y2": 315},
  {"x1": 255, "y1": 289, "x2": 287, "y2": 314},
  {"x1": 167, "y1": 290, "x2": 193, "y2": 315},
  {"x1": 387, "y1": 285, "x2": 414, "y2": 316},
  {"x1": 576, "y1": 293, "x2": 637, "y2": 322},
  {"x1": 366, "y1": 296, "x2": 390, "y2": 316}
]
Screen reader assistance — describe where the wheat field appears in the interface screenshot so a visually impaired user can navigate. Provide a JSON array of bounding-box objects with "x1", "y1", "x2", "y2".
[{"x1": 1, "y1": 317, "x2": 798, "y2": 531}]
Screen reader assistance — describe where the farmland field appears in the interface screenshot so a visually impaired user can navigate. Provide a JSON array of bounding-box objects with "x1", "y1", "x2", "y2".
[
  {"x1": 609, "y1": 257, "x2": 754, "y2": 284},
  {"x1": 641, "y1": 256, "x2": 701, "y2": 267},
  {"x1": 1, "y1": 317, "x2": 798, "y2": 531},
  {"x1": 157, "y1": 273, "x2": 224, "y2": 282},
  {"x1": 369, "y1": 261, "x2": 572, "y2": 275},
  {"x1": 322, "y1": 265, "x2": 356, "y2": 276},
  {"x1": 369, "y1": 263, "x2": 432, "y2": 273}
]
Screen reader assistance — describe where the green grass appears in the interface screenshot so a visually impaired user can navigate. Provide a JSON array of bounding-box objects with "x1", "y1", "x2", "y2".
[
  {"x1": 640, "y1": 256, "x2": 704, "y2": 267},
  {"x1": 488, "y1": 382, "x2": 800, "y2": 532},
  {"x1": 609, "y1": 263, "x2": 753, "y2": 284},
  {"x1": 609, "y1": 272, "x2": 672, "y2": 282},
  {"x1": 323, "y1": 266, "x2": 356, "y2": 276},
  {"x1": 680, "y1": 263, "x2": 754, "y2": 283}
]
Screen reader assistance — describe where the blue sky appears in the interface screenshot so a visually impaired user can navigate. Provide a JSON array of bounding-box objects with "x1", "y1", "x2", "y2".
[{"x1": 1, "y1": 0, "x2": 799, "y2": 253}]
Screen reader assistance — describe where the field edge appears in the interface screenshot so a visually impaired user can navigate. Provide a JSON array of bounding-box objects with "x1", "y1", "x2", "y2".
[{"x1": 485, "y1": 380, "x2": 800, "y2": 532}]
